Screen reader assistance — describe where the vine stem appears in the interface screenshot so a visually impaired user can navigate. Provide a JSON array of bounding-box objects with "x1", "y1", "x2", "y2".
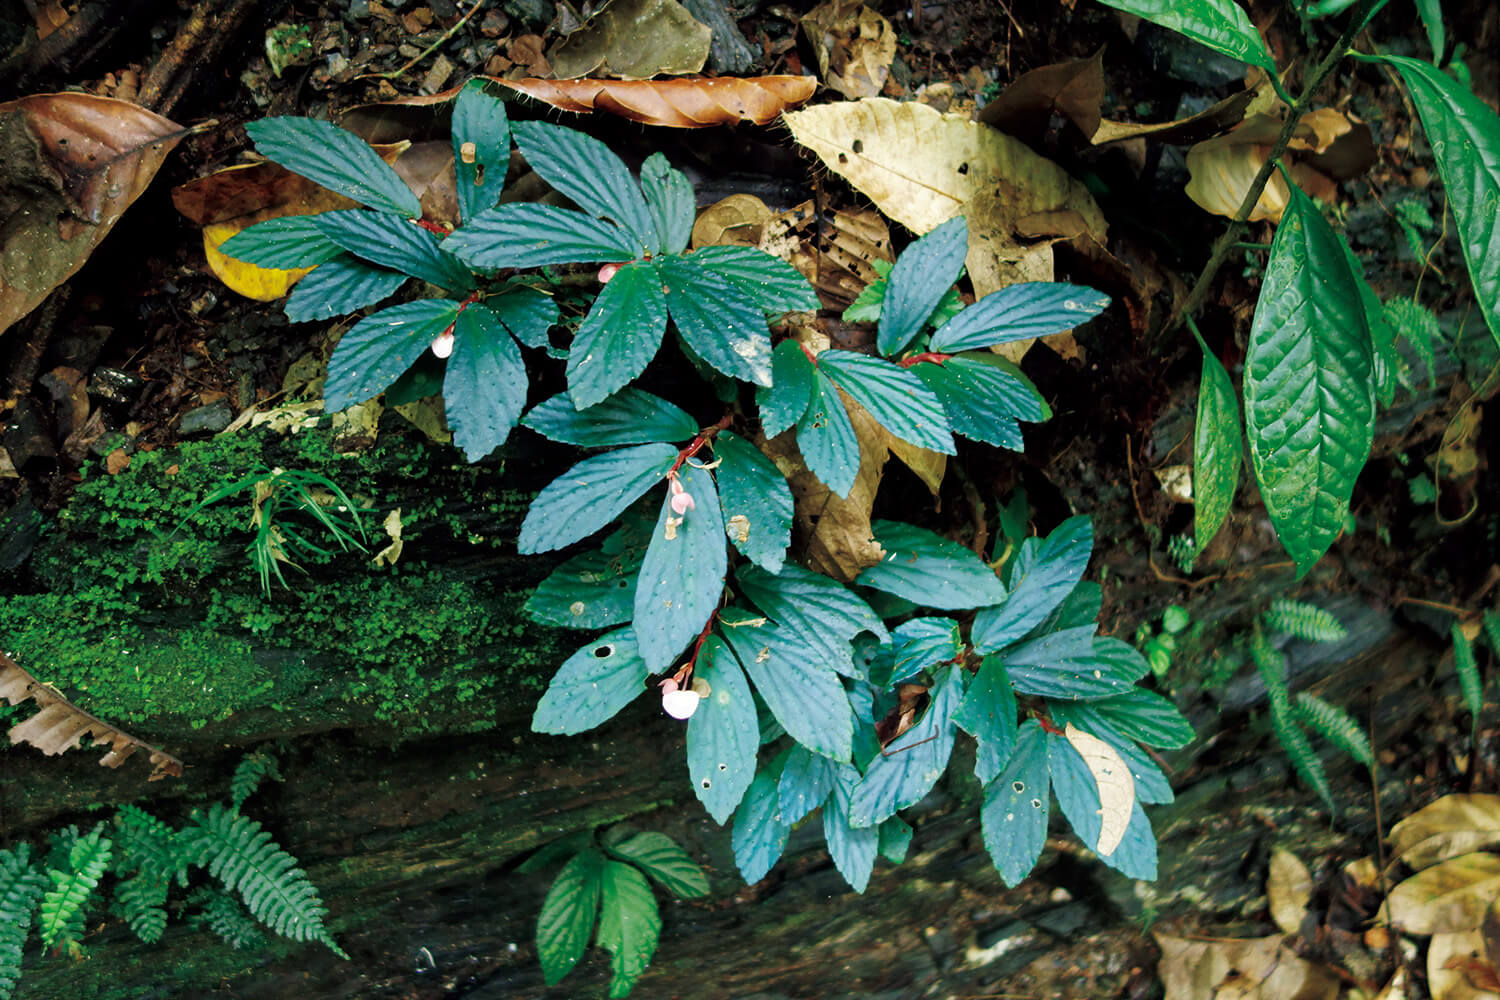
[
  {"x1": 1158, "y1": 0, "x2": 1385, "y2": 348},
  {"x1": 669, "y1": 414, "x2": 733, "y2": 475}
]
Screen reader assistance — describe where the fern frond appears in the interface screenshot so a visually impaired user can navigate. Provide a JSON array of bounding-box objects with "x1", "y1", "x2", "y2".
[
  {"x1": 1253, "y1": 627, "x2": 1337, "y2": 814},
  {"x1": 38, "y1": 824, "x2": 112, "y2": 955},
  {"x1": 179, "y1": 804, "x2": 345, "y2": 957},
  {"x1": 230, "y1": 751, "x2": 283, "y2": 810},
  {"x1": 1294, "y1": 693, "x2": 1375, "y2": 766},
  {"x1": 113, "y1": 805, "x2": 188, "y2": 887},
  {"x1": 1, "y1": 844, "x2": 49, "y2": 1000},
  {"x1": 1383, "y1": 298, "x2": 1440, "y2": 387},
  {"x1": 1453, "y1": 623, "x2": 1484, "y2": 739},
  {"x1": 189, "y1": 888, "x2": 266, "y2": 950},
  {"x1": 1262, "y1": 599, "x2": 1348, "y2": 642},
  {"x1": 113, "y1": 874, "x2": 169, "y2": 944},
  {"x1": 1484, "y1": 611, "x2": 1500, "y2": 658}
]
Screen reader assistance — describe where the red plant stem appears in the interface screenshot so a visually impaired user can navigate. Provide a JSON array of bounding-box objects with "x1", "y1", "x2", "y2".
[
  {"x1": 684, "y1": 614, "x2": 718, "y2": 673},
  {"x1": 897, "y1": 352, "x2": 953, "y2": 368},
  {"x1": 670, "y1": 413, "x2": 733, "y2": 474},
  {"x1": 412, "y1": 218, "x2": 451, "y2": 235},
  {"x1": 1037, "y1": 715, "x2": 1065, "y2": 736},
  {"x1": 799, "y1": 342, "x2": 819, "y2": 365}
]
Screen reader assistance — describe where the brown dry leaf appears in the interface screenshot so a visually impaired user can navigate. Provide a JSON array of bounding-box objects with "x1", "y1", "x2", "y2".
[
  {"x1": 104, "y1": 448, "x2": 131, "y2": 475},
  {"x1": 0, "y1": 93, "x2": 189, "y2": 335},
  {"x1": 978, "y1": 48, "x2": 1105, "y2": 142},
  {"x1": 1268, "y1": 847, "x2": 1314, "y2": 935},
  {"x1": 494, "y1": 75, "x2": 816, "y2": 127},
  {"x1": 881, "y1": 429, "x2": 945, "y2": 495},
  {"x1": 1390, "y1": 795, "x2": 1500, "y2": 871},
  {"x1": 1383, "y1": 853, "x2": 1500, "y2": 934},
  {"x1": 549, "y1": 0, "x2": 711, "y2": 79},
  {"x1": 1092, "y1": 83, "x2": 1266, "y2": 145},
  {"x1": 692, "y1": 193, "x2": 774, "y2": 248},
  {"x1": 1155, "y1": 931, "x2": 1339, "y2": 1000},
  {"x1": 758, "y1": 201, "x2": 893, "y2": 310},
  {"x1": 1431, "y1": 930, "x2": 1500, "y2": 1000},
  {"x1": 799, "y1": 0, "x2": 897, "y2": 100},
  {"x1": 0, "y1": 651, "x2": 183, "y2": 780}
]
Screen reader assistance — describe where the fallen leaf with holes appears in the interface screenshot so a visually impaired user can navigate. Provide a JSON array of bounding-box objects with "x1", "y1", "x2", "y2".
[
  {"x1": 495, "y1": 75, "x2": 816, "y2": 127},
  {"x1": 783, "y1": 97, "x2": 1106, "y2": 359},
  {"x1": 0, "y1": 93, "x2": 189, "y2": 335},
  {"x1": 0, "y1": 651, "x2": 183, "y2": 780},
  {"x1": 757, "y1": 200, "x2": 893, "y2": 310},
  {"x1": 1064, "y1": 723, "x2": 1134, "y2": 856},
  {"x1": 1155, "y1": 932, "x2": 1339, "y2": 1000},
  {"x1": 978, "y1": 47, "x2": 1105, "y2": 141},
  {"x1": 799, "y1": 0, "x2": 897, "y2": 99},
  {"x1": 549, "y1": 0, "x2": 711, "y2": 79},
  {"x1": 1383, "y1": 853, "x2": 1500, "y2": 935},
  {"x1": 1430, "y1": 929, "x2": 1500, "y2": 1000},
  {"x1": 1268, "y1": 848, "x2": 1314, "y2": 935},
  {"x1": 1390, "y1": 795, "x2": 1500, "y2": 872}
]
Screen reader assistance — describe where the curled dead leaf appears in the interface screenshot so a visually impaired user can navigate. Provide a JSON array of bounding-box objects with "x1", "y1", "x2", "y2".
[
  {"x1": 800, "y1": 0, "x2": 897, "y2": 99},
  {"x1": 1389, "y1": 795, "x2": 1500, "y2": 872},
  {"x1": 1155, "y1": 931, "x2": 1339, "y2": 1000},
  {"x1": 757, "y1": 200, "x2": 893, "y2": 310},
  {"x1": 978, "y1": 48, "x2": 1105, "y2": 142},
  {"x1": 493, "y1": 75, "x2": 816, "y2": 127}
]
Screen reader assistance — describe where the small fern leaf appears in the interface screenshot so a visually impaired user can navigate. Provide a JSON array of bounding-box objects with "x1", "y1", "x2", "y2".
[
  {"x1": 1453, "y1": 623, "x2": 1484, "y2": 738},
  {"x1": 230, "y1": 752, "x2": 283, "y2": 811},
  {"x1": 1293, "y1": 693, "x2": 1374, "y2": 766},
  {"x1": 180, "y1": 804, "x2": 345, "y2": 958},
  {"x1": 1254, "y1": 627, "x2": 1337, "y2": 814},
  {"x1": 38, "y1": 824, "x2": 111, "y2": 954},
  {"x1": 113, "y1": 874, "x2": 169, "y2": 944},
  {"x1": 113, "y1": 805, "x2": 188, "y2": 887},
  {"x1": 189, "y1": 888, "x2": 266, "y2": 951},
  {"x1": 1262, "y1": 600, "x2": 1347, "y2": 642},
  {"x1": 1, "y1": 844, "x2": 49, "y2": 1000}
]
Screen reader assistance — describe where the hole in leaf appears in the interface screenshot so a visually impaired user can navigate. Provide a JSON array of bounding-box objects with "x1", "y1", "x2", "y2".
[
  {"x1": 1012, "y1": 780, "x2": 1024, "y2": 793},
  {"x1": 837, "y1": 152, "x2": 848, "y2": 164},
  {"x1": 958, "y1": 161, "x2": 969, "y2": 175},
  {"x1": 701, "y1": 778, "x2": 711, "y2": 789},
  {"x1": 852, "y1": 139, "x2": 863, "y2": 154},
  {"x1": 593, "y1": 644, "x2": 615, "y2": 658}
]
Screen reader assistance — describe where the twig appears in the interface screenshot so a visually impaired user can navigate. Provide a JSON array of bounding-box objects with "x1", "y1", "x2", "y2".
[{"x1": 356, "y1": 0, "x2": 486, "y2": 81}]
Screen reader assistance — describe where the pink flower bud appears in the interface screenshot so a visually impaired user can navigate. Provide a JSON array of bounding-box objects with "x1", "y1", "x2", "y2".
[
  {"x1": 670, "y1": 489, "x2": 695, "y2": 515},
  {"x1": 430, "y1": 331, "x2": 455, "y2": 359},
  {"x1": 662, "y1": 687, "x2": 702, "y2": 719},
  {"x1": 598, "y1": 263, "x2": 620, "y2": 284}
]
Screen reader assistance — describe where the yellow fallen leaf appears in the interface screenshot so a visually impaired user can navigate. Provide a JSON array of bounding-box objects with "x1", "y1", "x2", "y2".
[
  {"x1": 1390, "y1": 795, "x2": 1500, "y2": 871},
  {"x1": 202, "y1": 221, "x2": 314, "y2": 301},
  {"x1": 1429, "y1": 929, "x2": 1500, "y2": 1000},
  {"x1": 1268, "y1": 847, "x2": 1313, "y2": 935},
  {"x1": 1156, "y1": 931, "x2": 1339, "y2": 1000},
  {"x1": 1064, "y1": 723, "x2": 1134, "y2": 857},
  {"x1": 1383, "y1": 853, "x2": 1500, "y2": 935}
]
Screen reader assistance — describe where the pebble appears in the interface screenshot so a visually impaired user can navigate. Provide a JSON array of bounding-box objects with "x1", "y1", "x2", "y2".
[{"x1": 179, "y1": 400, "x2": 234, "y2": 436}]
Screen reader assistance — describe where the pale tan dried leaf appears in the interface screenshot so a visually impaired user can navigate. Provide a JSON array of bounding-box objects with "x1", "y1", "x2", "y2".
[
  {"x1": 1390, "y1": 795, "x2": 1500, "y2": 871},
  {"x1": 799, "y1": 0, "x2": 897, "y2": 99},
  {"x1": 1374, "y1": 966, "x2": 1413, "y2": 1000},
  {"x1": 1430, "y1": 930, "x2": 1500, "y2": 1000},
  {"x1": 494, "y1": 75, "x2": 816, "y2": 127},
  {"x1": 1, "y1": 93, "x2": 188, "y2": 335},
  {"x1": 757, "y1": 201, "x2": 893, "y2": 310},
  {"x1": 549, "y1": 0, "x2": 711, "y2": 80},
  {"x1": 1155, "y1": 932, "x2": 1338, "y2": 1000},
  {"x1": 1346, "y1": 855, "x2": 1381, "y2": 889},
  {"x1": 1268, "y1": 847, "x2": 1314, "y2": 935},
  {"x1": 0, "y1": 651, "x2": 183, "y2": 780},
  {"x1": 1064, "y1": 723, "x2": 1135, "y2": 856},
  {"x1": 979, "y1": 48, "x2": 1105, "y2": 141},
  {"x1": 1384, "y1": 853, "x2": 1500, "y2": 934},
  {"x1": 692, "y1": 193, "x2": 773, "y2": 248},
  {"x1": 372, "y1": 508, "x2": 405, "y2": 567},
  {"x1": 1092, "y1": 82, "x2": 1266, "y2": 145},
  {"x1": 882, "y1": 431, "x2": 946, "y2": 495}
]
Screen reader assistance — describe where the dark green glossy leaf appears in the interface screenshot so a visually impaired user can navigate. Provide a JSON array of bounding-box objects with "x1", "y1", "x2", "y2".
[
  {"x1": 512, "y1": 119, "x2": 657, "y2": 257},
  {"x1": 1191, "y1": 330, "x2": 1242, "y2": 548},
  {"x1": 525, "y1": 545, "x2": 642, "y2": 630},
  {"x1": 1034, "y1": 580, "x2": 1102, "y2": 635},
  {"x1": 443, "y1": 203, "x2": 640, "y2": 269},
  {"x1": 1089, "y1": 0, "x2": 1275, "y2": 72},
  {"x1": 1416, "y1": 0, "x2": 1444, "y2": 59},
  {"x1": 797, "y1": 371, "x2": 860, "y2": 498},
  {"x1": 596, "y1": 860, "x2": 660, "y2": 998},
  {"x1": 818, "y1": 351, "x2": 954, "y2": 454},
  {"x1": 634, "y1": 462, "x2": 727, "y2": 671},
  {"x1": 713, "y1": 431, "x2": 792, "y2": 574},
  {"x1": 1003, "y1": 627, "x2": 1136, "y2": 700},
  {"x1": 778, "y1": 745, "x2": 838, "y2": 824},
  {"x1": 567, "y1": 260, "x2": 669, "y2": 409},
  {"x1": 878, "y1": 816, "x2": 913, "y2": 864},
  {"x1": 1244, "y1": 182, "x2": 1374, "y2": 576},
  {"x1": 385, "y1": 352, "x2": 444, "y2": 405},
  {"x1": 731, "y1": 766, "x2": 790, "y2": 884},
  {"x1": 324, "y1": 299, "x2": 460, "y2": 411},
  {"x1": 284, "y1": 253, "x2": 407, "y2": 323},
  {"x1": 757, "y1": 340, "x2": 817, "y2": 438},
  {"x1": 736, "y1": 562, "x2": 887, "y2": 680},
  {"x1": 956, "y1": 656, "x2": 1018, "y2": 784},
  {"x1": 451, "y1": 80, "x2": 510, "y2": 224},
  {"x1": 911, "y1": 353, "x2": 1047, "y2": 451},
  {"x1": 220, "y1": 216, "x2": 342, "y2": 269},
  {"x1": 532, "y1": 627, "x2": 650, "y2": 735},
  {"x1": 536, "y1": 848, "x2": 603, "y2": 985},
  {"x1": 824, "y1": 765, "x2": 880, "y2": 892},
  {"x1": 246, "y1": 117, "x2": 421, "y2": 217},
  {"x1": 640, "y1": 153, "x2": 694, "y2": 256},
  {"x1": 843, "y1": 258, "x2": 892, "y2": 323},
  {"x1": 486, "y1": 283, "x2": 558, "y2": 349},
  {"x1": 972, "y1": 516, "x2": 1093, "y2": 653},
  {"x1": 687, "y1": 635, "x2": 759, "y2": 824},
  {"x1": 858, "y1": 520, "x2": 1006, "y2": 610},
  {"x1": 1379, "y1": 55, "x2": 1500, "y2": 350},
  {"x1": 1090, "y1": 637, "x2": 1151, "y2": 684},
  {"x1": 848, "y1": 665, "x2": 964, "y2": 827},
  {"x1": 443, "y1": 304, "x2": 526, "y2": 461},
  {"x1": 523, "y1": 388, "x2": 697, "y2": 446},
  {"x1": 720, "y1": 611, "x2": 854, "y2": 762},
  {"x1": 605, "y1": 832, "x2": 708, "y2": 899},
  {"x1": 1341, "y1": 238, "x2": 1398, "y2": 406},
  {"x1": 981, "y1": 720, "x2": 1049, "y2": 888},
  {"x1": 660, "y1": 255, "x2": 774, "y2": 386},
  {"x1": 518, "y1": 443, "x2": 677, "y2": 553},
  {"x1": 314, "y1": 210, "x2": 473, "y2": 292},
  {"x1": 690, "y1": 246, "x2": 821, "y2": 315},
  {"x1": 1047, "y1": 731, "x2": 1157, "y2": 878},
  {"x1": 877, "y1": 216, "x2": 968, "y2": 356},
  {"x1": 1085, "y1": 689, "x2": 1194, "y2": 749},
  {"x1": 888, "y1": 617, "x2": 961, "y2": 687},
  {"x1": 929, "y1": 282, "x2": 1110, "y2": 353}
]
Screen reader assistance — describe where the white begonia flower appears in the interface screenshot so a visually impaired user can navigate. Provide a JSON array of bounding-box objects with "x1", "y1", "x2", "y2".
[
  {"x1": 430, "y1": 330, "x2": 455, "y2": 358},
  {"x1": 662, "y1": 687, "x2": 702, "y2": 719}
]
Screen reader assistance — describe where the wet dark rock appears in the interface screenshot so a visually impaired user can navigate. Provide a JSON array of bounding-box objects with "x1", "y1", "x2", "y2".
[
  {"x1": 0, "y1": 491, "x2": 41, "y2": 572},
  {"x1": 88, "y1": 367, "x2": 143, "y2": 405},
  {"x1": 2, "y1": 400, "x2": 55, "y2": 467},
  {"x1": 501, "y1": 0, "x2": 553, "y2": 29},
  {"x1": 681, "y1": 0, "x2": 758, "y2": 73},
  {"x1": 178, "y1": 400, "x2": 234, "y2": 436}
]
